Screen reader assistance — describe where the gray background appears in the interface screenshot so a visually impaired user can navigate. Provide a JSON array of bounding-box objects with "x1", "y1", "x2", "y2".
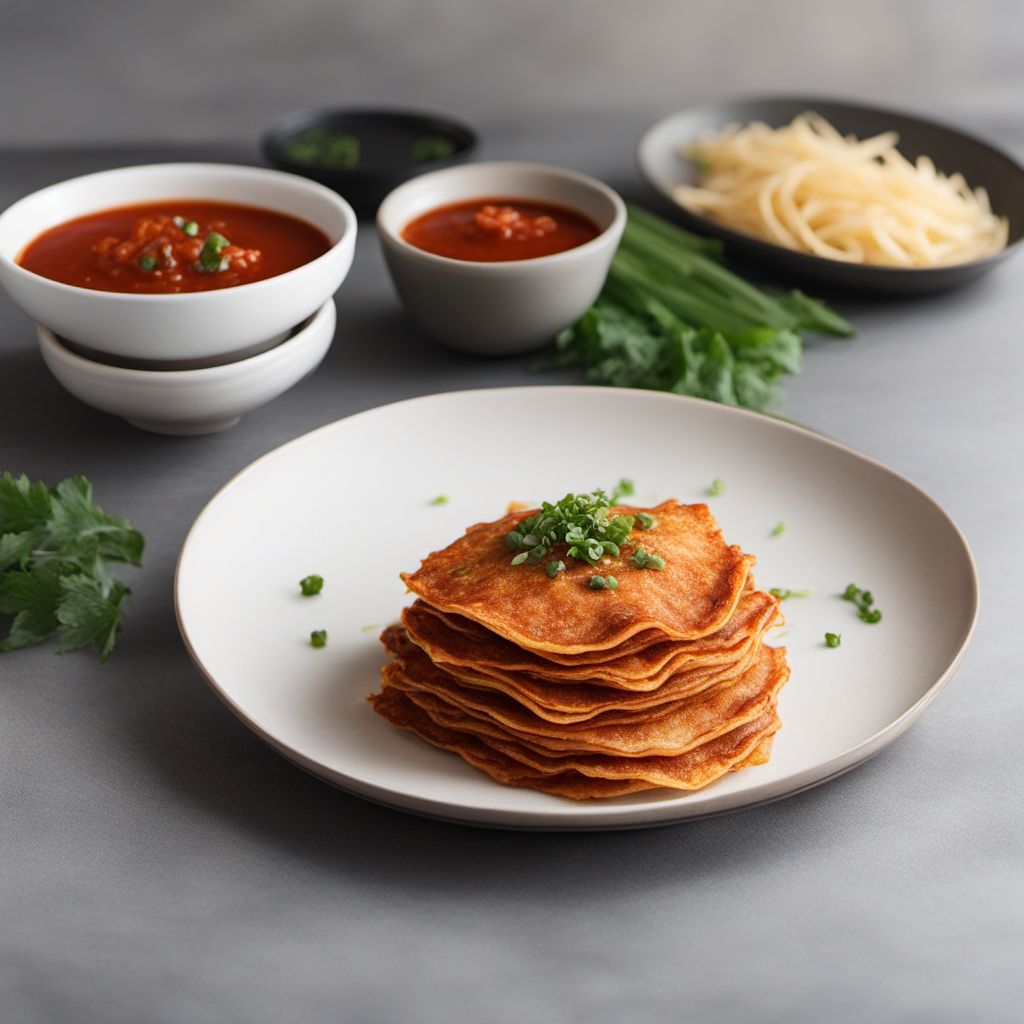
[{"x1": 2, "y1": 3, "x2": 1023, "y2": 1022}]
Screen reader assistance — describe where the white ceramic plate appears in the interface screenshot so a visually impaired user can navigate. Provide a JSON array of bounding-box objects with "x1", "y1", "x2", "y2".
[{"x1": 175, "y1": 388, "x2": 978, "y2": 830}]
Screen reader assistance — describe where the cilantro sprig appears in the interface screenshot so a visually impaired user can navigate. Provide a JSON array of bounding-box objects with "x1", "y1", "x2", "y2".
[
  {"x1": 0, "y1": 473, "x2": 143, "y2": 661},
  {"x1": 505, "y1": 482, "x2": 639, "y2": 569}
]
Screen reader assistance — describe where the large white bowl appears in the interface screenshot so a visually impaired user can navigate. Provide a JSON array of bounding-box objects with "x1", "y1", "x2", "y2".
[
  {"x1": 0, "y1": 164, "x2": 356, "y2": 364},
  {"x1": 37, "y1": 298, "x2": 336, "y2": 435},
  {"x1": 377, "y1": 162, "x2": 625, "y2": 355}
]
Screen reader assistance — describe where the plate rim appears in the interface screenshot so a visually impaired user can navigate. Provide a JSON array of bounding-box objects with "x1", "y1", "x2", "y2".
[
  {"x1": 636, "y1": 93, "x2": 1024, "y2": 278},
  {"x1": 174, "y1": 386, "x2": 980, "y2": 829}
]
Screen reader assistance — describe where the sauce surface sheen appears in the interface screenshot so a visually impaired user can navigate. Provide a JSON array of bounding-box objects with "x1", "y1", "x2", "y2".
[{"x1": 18, "y1": 200, "x2": 332, "y2": 294}]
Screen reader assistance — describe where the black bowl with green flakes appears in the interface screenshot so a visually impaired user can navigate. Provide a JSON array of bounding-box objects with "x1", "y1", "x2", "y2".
[{"x1": 262, "y1": 107, "x2": 478, "y2": 216}]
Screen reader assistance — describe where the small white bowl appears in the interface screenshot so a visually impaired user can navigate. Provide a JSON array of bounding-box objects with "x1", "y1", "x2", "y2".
[
  {"x1": 377, "y1": 161, "x2": 625, "y2": 355},
  {"x1": 37, "y1": 298, "x2": 336, "y2": 435},
  {"x1": 0, "y1": 163, "x2": 356, "y2": 365}
]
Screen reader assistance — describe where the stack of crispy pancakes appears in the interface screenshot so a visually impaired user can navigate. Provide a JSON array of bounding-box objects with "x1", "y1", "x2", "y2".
[{"x1": 370, "y1": 501, "x2": 789, "y2": 799}]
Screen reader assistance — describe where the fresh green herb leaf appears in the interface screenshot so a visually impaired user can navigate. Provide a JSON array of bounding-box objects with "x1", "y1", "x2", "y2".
[
  {"x1": 537, "y1": 205, "x2": 853, "y2": 413},
  {"x1": 588, "y1": 575, "x2": 607, "y2": 590},
  {"x1": 771, "y1": 521, "x2": 786, "y2": 537},
  {"x1": 412, "y1": 136, "x2": 455, "y2": 163},
  {"x1": 429, "y1": 495, "x2": 449, "y2": 506},
  {"x1": 629, "y1": 548, "x2": 650, "y2": 568},
  {"x1": 510, "y1": 551, "x2": 530, "y2": 566},
  {"x1": 860, "y1": 608, "x2": 882, "y2": 624},
  {"x1": 182, "y1": 220, "x2": 199, "y2": 237},
  {"x1": 635, "y1": 512, "x2": 656, "y2": 531},
  {"x1": 299, "y1": 574, "x2": 324, "y2": 597},
  {"x1": 609, "y1": 478, "x2": 635, "y2": 504},
  {"x1": 196, "y1": 232, "x2": 230, "y2": 273},
  {"x1": 706, "y1": 478, "x2": 726, "y2": 497},
  {"x1": 546, "y1": 560, "x2": 566, "y2": 579},
  {"x1": 646, "y1": 554, "x2": 665, "y2": 570},
  {"x1": 285, "y1": 129, "x2": 360, "y2": 169},
  {"x1": 0, "y1": 474, "x2": 142, "y2": 661},
  {"x1": 310, "y1": 629, "x2": 328, "y2": 648},
  {"x1": 606, "y1": 575, "x2": 619, "y2": 590},
  {"x1": 769, "y1": 587, "x2": 810, "y2": 600},
  {"x1": 138, "y1": 253, "x2": 157, "y2": 272},
  {"x1": 825, "y1": 632, "x2": 841, "y2": 648}
]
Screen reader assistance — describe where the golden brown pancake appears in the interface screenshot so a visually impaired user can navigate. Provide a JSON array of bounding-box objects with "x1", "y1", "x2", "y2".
[
  {"x1": 383, "y1": 623, "x2": 766, "y2": 722},
  {"x1": 381, "y1": 636, "x2": 789, "y2": 757},
  {"x1": 401, "y1": 501, "x2": 755, "y2": 654},
  {"x1": 370, "y1": 684, "x2": 781, "y2": 795},
  {"x1": 402, "y1": 587, "x2": 780, "y2": 688}
]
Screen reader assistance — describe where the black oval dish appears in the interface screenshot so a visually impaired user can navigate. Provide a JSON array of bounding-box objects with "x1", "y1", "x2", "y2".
[
  {"x1": 263, "y1": 107, "x2": 478, "y2": 216},
  {"x1": 638, "y1": 96, "x2": 1024, "y2": 293}
]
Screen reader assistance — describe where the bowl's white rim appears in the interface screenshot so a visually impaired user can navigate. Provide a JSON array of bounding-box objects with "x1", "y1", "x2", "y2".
[
  {"x1": 0, "y1": 162, "x2": 357, "y2": 302},
  {"x1": 376, "y1": 160, "x2": 627, "y2": 271},
  {"x1": 174, "y1": 385, "x2": 980, "y2": 829},
  {"x1": 37, "y1": 296, "x2": 336, "y2": 381}
]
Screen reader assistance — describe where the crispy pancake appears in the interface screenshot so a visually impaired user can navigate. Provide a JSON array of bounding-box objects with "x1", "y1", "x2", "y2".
[
  {"x1": 402, "y1": 587, "x2": 780, "y2": 688},
  {"x1": 370, "y1": 685, "x2": 781, "y2": 795},
  {"x1": 401, "y1": 501, "x2": 755, "y2": 654},
  {"x1": 381, "y1": 639, "x2": 789, "y2": 757},
  {"x1": 384, "y1": 622, "x2": 775, "y2": 722}
]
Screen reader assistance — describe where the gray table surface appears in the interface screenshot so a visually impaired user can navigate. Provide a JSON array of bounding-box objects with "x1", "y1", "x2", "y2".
[{"x1": 2, "y1": 121, "x2": 1023, "y2": 1024}]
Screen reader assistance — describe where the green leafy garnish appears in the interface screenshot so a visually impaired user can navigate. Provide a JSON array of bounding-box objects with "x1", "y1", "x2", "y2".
[
  {"x1": 299, "y1": 574, "x2": 324, "y2": 597},
  {"x1": 825, "y1": 632, "x2": 841, "y2": 648},
  {"x1": 545, "y1": 560, "x2": 566, "y2": 579},
  {"x1": 588, "y1": 575, "x2": 608, "y2": 590},
  {"x1": 429, "y1": 495, "x2": 449, "y2": 506},
  {"x1": 540, "y1": 205, "x2": 853, "y2": 413},
  {"x1": 706, "y1": 478, "x2": 726, "y2": 497},
  {"x1": 412, "y1": 136, "x2": 456, "y2": 163},
  {"x1": 285, "y1": 128, "x2": 360, "y2": 169},
  {"x1": 505, "y1": 486, "x2": 638, "y2": 568},
  {"x1": 360, "y1": 623, "x2": 381, "y2": 633},
  {"x1": 629, "y1": 547, "x2": 665, "y2": 570},
  {"x1": 769, "y1": 587, "x2": 810, "y2": 600},
  {"x1": 310, "y1": 629, "x2": 328, "y2": 648},
  {"x1": 609, "y1": 478, "x2": 635, "y2": 504},
  {"x1": 0, "y1": 473, "x2": 143, "y2": 661},
  {"x1": 843, "y1": 583, "x2": 883, "y2": 624},
  {"x1": 183, "y1": 220, "x2": 199, "y2": 237},
  {"x1": 196, "y1": 232, "x2": 230, "y2": 273},
  {"x1": 771, "y1": 521, "x2": 786, "y2": 537},
  {"x1": 138, "y1": 253, "x2": 157, "y2": 272},
  {"x1": 606, "y1": 575, "x2": 619, "y2": 590}
]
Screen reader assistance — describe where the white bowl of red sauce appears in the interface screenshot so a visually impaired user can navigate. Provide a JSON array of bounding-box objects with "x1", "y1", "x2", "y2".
[
  {"x1": 0, "y1": 164, "x2": 356, "y2": 365},
  {"x1": 377, "y1": 162, "x2": 625, "y2": 355}
]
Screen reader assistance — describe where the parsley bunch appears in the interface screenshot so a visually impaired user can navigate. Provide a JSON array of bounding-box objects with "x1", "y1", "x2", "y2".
[
  {"x1": 505, "y1": 481, "x2": 642, "y2": 569},
  {"x1": 0, "y1": 473, "x2": 144, "y2": 661}
]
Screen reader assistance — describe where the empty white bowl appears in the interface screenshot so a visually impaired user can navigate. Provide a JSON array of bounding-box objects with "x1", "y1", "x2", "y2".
[
  {"x1": 37, "y1": 298, "x2": 336, "y2": 435},
  {"x1": 0, "y1": 164, "x2": 356, "y2": 365},
  {"x1": 377, "y1": 162, "x2": 625, "y2": 355}
]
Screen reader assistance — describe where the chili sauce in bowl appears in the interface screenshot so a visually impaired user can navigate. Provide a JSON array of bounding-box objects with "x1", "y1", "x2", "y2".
[{"x1": 401, "y1": 198, "x2": 600, "y2": 262}]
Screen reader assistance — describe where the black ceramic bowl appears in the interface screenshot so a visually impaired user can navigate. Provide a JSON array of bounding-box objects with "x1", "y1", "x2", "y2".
[
  {"x1": 638, "y1": 97, "x2": 1024, "y2": 293},
  {"x1": 262, "y1": 107, "x2": 478, "y2": 216}
]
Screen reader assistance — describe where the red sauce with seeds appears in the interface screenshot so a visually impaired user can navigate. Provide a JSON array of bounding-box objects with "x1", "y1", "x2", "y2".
[
  {"x1": 402, "y1": 197, "x2": 600, "y2": 262},
  {"x1": 17, "y1": 201, "x2": 331, "y2": 294}
]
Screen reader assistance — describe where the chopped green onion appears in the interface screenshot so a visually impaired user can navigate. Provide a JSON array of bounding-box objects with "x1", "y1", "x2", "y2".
[
  {"x1": 450, "y1": 565, "x2": 470, "y2": 576},
  {"x1": 138, "y1": 253, "x2": 157, "y2": 272},
  {"x1": 299, "y1": 574, "x2": 324, "y2": 596},
  {"x1": 310, "y1": 629, "x2": 328, "y2": 648},
  {"x1": 769, "y1": 587, "x2": 810, "y2": 600},
  {"x1": 842, "y1": 582, "x2": 883, "y2": 624},
  {"x1": 588, "y1": 575, "x2": 607, "y2": 590},
  {"x1": 706, "y1": 478, "x2": 726, "y2": 497},
  {"x1": 771, "y1": 521, "x2": 786, "y2": 537},
  {"x1": 428, "y1": 495, "x2": 449, "y2": 506},
  {"x1": 412, "y1": 136, "x2": 456, "y2": 163},
  {"x1": 196, "y1": 232, "x2": 230, "y2": 273},
  {"x1": 546, "y1": 560, "x2": 566, "y2": 579},
  {"x1": 824, "y1": 632, "x2": 841, "y2": 648},
  {"x1": 360, "y1": 624, "x2": 380, "y2": 633},
  {"x1": 183, "y1": 220, "x2": 199, "y2": 237},
  {"x1": 286, "y1": 129, "x2": 360, "y2": 169}
]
